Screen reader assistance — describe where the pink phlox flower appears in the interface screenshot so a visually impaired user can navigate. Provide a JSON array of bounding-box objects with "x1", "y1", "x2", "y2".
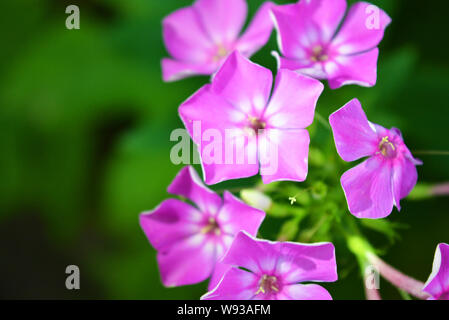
[
  {"x1": 329, "y1": 98, "x2": 422, "y2": 219},
  {"x1": 271, "y1": 0, "x2": 391, "y2": 89},
  {"x1": 162, "y1": 0, "x2": 275, "y2": 82},
  {"x1": 179, "y1": 51, "x2": 323, "y2": 185},
  {"x1": 202, "y1": 231, "x2": 337, "y2": 300},
  {"x1": 139, "y1": 166, "x2": 265, "y2": 289}
]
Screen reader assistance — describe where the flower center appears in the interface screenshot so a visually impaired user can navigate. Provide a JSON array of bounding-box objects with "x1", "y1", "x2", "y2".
[
  {"x1": 255, "y1": 275, "x2": 280, "y2": 295},
  {"x1": 378, "y1": 136, "x2": 397, "y2": 158},
  {"x1": 245, "y1": 116, "x2": 266, "y2": 136},
  {"x1": 310, "y1": 45, "x2": 329, "y2": 62},
  {"x1": 212, "y1": 45, "x2": 228, "y2": 62},
  {"x1": 201, "y1": 218, "x2": 221, "y2": 236}
]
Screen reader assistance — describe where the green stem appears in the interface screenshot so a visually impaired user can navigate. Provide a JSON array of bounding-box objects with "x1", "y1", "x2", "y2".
[
  {"x1": 300, "y1": 214, "x2": 329, "y2": 242},
  {"x1": 398, "y1": 289, "x2": 412, "y2": 300},
  {"x1": 315, "y1": 112, "x2": 331, "y2": 131},
  {"x1": 339, "y1": 215, "x2": 380, "y2": 299},
  {"x1": 412, "y1": 150, "x2": 449, "y2": 156}
]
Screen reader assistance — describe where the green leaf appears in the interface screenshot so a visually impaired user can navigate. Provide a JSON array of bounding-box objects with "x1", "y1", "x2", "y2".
[{"x1": 360, "y1": 219, "x2": 406, "y2": 243}]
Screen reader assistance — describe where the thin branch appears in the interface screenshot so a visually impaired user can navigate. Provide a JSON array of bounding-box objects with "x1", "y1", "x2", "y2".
[{"x1": 412, "y1": 150, "x2": 449, "y2": 156}]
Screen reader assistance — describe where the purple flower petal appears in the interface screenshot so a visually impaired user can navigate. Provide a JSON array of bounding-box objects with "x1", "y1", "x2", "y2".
[
  {"x1": 236, "y1": 2, "x2": 274, "y2": 57},
  {"x1": 392, "y1": 157, "x2": 418, "y2": 211},
  {"x1": 167, "y1": 166, "x2": 222, "y2": 214},
  {"x1": 162, "y1": 6, "x2": 213, "y2": 63},
  {"x1": 265, "y1": 69, "x2": 323, "y2": 129},
  {"x1": 208, "y1": 262, "x2": 233, "y2": 291},
  {"x1": 329, "y1": 98, "x2": 379, "y2": 162},
  {"x1": 201, "y1": 134, "x2": 259, "y2": 185},
  {"x1": 139, "y1": 199, "x2": 203, "y2": 252},
  {"x1": 341, "y1": 157, "x2": 394, "y2": 219},
  {"x1": 278, "y1": 284, "x2": 332, "y2": 300},
  {"x1": 221, "y1": 232, "x2": 280, "y2": 274},
  {"x1": 270, "y1": 3, "x2": 314, "y2": 59},
  {"x1": 157, "y1": 234, "x2": 216, "y2": 287},
  {"x1": 202, "y1": 268, "x2": 259, "y2": 300},
  {"x1": 306, "y1": 0, "x2": 347, "y2": 42},
  {"x1": 423, "y1": 243, "x2": 449, "y2": 300},
  {"x1": 332, "y1": 2, "x2": 391, "y2": 55},
  {"x1": 277, "y1": 241, "x2": 337, "y2": 283},
  {"x1": 259, "y1": 128, "x2": 310, "y2": 183},
  {"x1": 326, "y1": 48, "x2": 379, "y2": 89},
  {"x1": 180, "y1": 85, "x2": 243, "y2": 134},
  {"x1": 217, "y1": 191, "x2": 265, "y2": 236},
  {"x1": 194, "y1": 0, "x2": 247, "y2": 44},
  {"x1": 211, "y1": 51, "x2": 272, "y2": 116}
]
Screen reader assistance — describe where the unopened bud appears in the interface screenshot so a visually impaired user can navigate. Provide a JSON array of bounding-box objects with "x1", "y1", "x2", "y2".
[{"x1": 240, "y1": 189, "x2": 272, "y2": 211}]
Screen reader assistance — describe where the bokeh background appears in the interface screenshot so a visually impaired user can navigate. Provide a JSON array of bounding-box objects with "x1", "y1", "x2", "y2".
[{"x1": 1, "y1": 0, "x2": 448, "y2": 299}]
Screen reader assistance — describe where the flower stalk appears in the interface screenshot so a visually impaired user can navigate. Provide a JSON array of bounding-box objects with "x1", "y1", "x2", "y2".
[
  {"x1": 364, "y1": 283, "x2": 382, "y2": 300},
  {"x1": 366, "y1": 252, "x2": 430, "y2": 300},
  {"x1": 409, "y1": 182, "x2": 449, "y2": 200},
  {"x1": 431, "y1": 182, "x2": 449, "y2": 196}
]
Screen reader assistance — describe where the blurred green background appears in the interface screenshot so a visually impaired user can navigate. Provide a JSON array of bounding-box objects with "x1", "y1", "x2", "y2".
[{"x1": 0, "y1": 0, "x2": 448, "y2": 299}]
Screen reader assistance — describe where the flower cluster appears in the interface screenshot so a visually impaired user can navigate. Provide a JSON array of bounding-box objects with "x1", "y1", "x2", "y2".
[{"x1": 139, "y1": 0, "x2": 447, "y2": 300}]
